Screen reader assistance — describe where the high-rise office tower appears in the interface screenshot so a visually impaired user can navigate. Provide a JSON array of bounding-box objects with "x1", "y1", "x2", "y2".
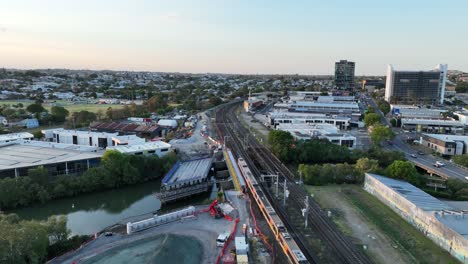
[
  {"x1": 384, "y1": 64, "x2": 447, "y2": 105},
  {"x1": 334, "y1": 60, "x2": 355, "y2": 90}
]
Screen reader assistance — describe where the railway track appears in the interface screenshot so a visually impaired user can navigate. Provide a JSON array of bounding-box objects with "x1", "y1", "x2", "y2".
[{"x1": 214, "y1": 102, "x2": 372, "y2": 264}]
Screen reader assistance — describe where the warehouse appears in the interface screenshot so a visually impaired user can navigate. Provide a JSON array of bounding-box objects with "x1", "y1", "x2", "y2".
[
  {"x1": 107, "y1": 141, "x2": 172, "y2": 157},
  {"x1": 0, "y1": 141, "x2": 101, "y2": 179},
  {"x1": 268, "y1": 111, "x2": 351, "y2": 130},
  {"x1": 0, "y1": 132, "x2": 34, "y2": 145},
  {"x1": 276, "y1": 123, "x2": 356, "y2": 148},
  {"x1": 401, "y1": 119, "x2": 465, "y2": 134},
  {"x1": 364, "y1": 173, "x2": 468, "y2": 262}
]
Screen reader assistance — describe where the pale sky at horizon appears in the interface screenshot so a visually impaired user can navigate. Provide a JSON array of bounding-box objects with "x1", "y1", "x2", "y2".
[{"x1": 1, "y1": 0, "x2": 467, "y2": 75}]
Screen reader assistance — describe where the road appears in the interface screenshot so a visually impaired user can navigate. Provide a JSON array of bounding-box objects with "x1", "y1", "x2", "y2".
[
  {"x1": 366, "y1": 96, "x2": 468, "y2": 181},
  {"x1": 386, "y1": 133, "x2": 468, "y2": 181}
]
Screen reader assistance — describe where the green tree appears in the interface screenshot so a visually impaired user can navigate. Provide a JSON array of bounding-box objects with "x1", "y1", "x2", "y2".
[
  {"x1": 268, "y1": 130, "x2": 295, "y2": 162},
  {"x1": 146, "y1": 93, "x2": 168, "y2": 112},
  {"x1": 26, "y1": 103, "x2": 46, "y2": 114},
  {"x1": 370, "y1": 125, "x2": 395, "y2": 145},
  {"x1": 355, "y1": 158, "x2": 379, "y2": 174},
  {"x1": 28, "y1": 166, "x2": 49, "y2": 187},
  {"x1": 46, "y1": 215, "x2": 70, "y2": 244},
  {"x1": 50, "y1": 106, "x2": 69, "y2": 123},
  {"x1": 378, "y1": 101, "x2": 391, "y2": 115},
  {"x1": 364, "y1": 113, "x2": 381, "y2": 127},
  {"x1": 452, "y1": 154, "x2": 468, "y2": 168},
  {"x1": 455, "y1": 82, "x2": 468, "y2": 93},
  {"x1": 385, "y1": 160, "x2": 421, "y2": 185}
]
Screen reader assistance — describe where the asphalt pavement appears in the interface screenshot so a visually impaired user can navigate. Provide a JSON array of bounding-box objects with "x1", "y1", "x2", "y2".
[{"x1": 366, "y1": 96, "x2": 467, "y2": 181}]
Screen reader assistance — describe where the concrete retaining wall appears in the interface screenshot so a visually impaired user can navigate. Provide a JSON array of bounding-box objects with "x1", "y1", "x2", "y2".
[
  {"x1": 126, "y1": 206, "x2": 196, "y2": 234},
  {"x1": 364, "y1": 174, "x2": 468, "y2": 263}
]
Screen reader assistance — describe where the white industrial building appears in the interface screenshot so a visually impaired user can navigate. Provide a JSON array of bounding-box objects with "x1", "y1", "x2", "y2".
[
  {"x1": 268, "y1": 111, "x2": 351, "y2": 130},
  {"x1": 454, "y1": 111, "x2": 468, "y2": 126},
  {"x1": 0, "y1": 132, "x2": 34, "y2": 145},
  {"x1": 42, "y1": 129, "x2": 152, "y2": 148},
  {"x1": 107, "y1": 141, "x2": 172, "y2": 157},
  {"x1": 393, "y1": 108, "x2": 447, "y2": 120},
  {"x1": 0, "y1": 140, "x2": 102, "y2": 178},
  {"x1": 42, "y1": 129, "x2": 119, "y2": 148},
  {"x1": 276, "y1": 123, "x2": 356, "y2": 148},
  {"x1": 364, "y1": 173, "x2": 467, "y2": 262},
  {"x1": 401, "y1": 119, "x2": 465, "y2": 134},
  {"x1": 157, "y1": 119, "x2": 178, "y2": 128}
]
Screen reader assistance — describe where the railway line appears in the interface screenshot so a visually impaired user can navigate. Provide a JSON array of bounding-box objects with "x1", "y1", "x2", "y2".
[{"x1": 214, "y1": 102, "x2": 372, "y2": 264}]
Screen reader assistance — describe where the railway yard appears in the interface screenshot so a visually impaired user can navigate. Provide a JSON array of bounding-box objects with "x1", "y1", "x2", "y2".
[{"x1": 213, "y1": 101, "x2": 372, "y2": 264}]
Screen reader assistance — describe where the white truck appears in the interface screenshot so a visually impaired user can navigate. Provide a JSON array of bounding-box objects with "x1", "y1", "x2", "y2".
[{"x1": 216, "y1": 232, "x2": 230, "y2": 247}]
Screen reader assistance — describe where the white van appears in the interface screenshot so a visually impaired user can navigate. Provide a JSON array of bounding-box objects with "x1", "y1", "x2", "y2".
[{"x1": 216, "y1": 233, "x2": 230, "y2": 247}]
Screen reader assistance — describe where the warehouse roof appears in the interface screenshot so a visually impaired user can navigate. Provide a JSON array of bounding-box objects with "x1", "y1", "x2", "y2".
[
  {"x1": 366, "y1": 173, "x2": 452, "y2": 211},
  {"x1": 0, "y1": 143, "x2": 102, "y2": 171},
  {"x1": 162, "y1": 157, "x2": 212, "y2": 185},
  {"x1": 0, "y1": 132, "x2": 34, "y2": 142},
  {"x1": 423, "y1": 134, "x2": 468, "y2": 143},
  {"x1": 107, "y1": 141, "x2": 171, "y2": 154},
  {"x1": 401, "y1": 119, "x2": 463, "y2": 126}
]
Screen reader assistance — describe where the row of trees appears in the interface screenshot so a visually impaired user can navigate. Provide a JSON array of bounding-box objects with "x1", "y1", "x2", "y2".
[
  {"x1": 0, "y1": 213, "x2": 90, "y2": 263},
  {"x1": 0, "y1": 151, "x2": 177, "y2": 210},
  {"x1": 268, "y1": 130, "x2": 353, "y2": 164}
]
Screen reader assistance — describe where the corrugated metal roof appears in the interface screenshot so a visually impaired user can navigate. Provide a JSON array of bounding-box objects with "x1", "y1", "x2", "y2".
[{"x1": 366, "y1": 173, "x2": 452, "y2": 211}]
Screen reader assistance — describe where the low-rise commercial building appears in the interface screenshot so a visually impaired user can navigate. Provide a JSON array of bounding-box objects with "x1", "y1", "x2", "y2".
[
  {"x1": 0, "y1": 132, "x2": 34, "y2": 145},
  {"x1": 107, "y1": 141, "x2": 172, "y2": 157},
  {"x1": 401, "y1": 119, "x2": 465, "y2": 134},
  {"x1": 364, "y1": 173, "x2": 468, "y2": 262},
  {"x1": 268, "y1": 111, "x2": 351, "y2": 130},
  {"x1": 276, "y1": 123, "x2": 356, "y2": 148},
  {"x1": 393, "y1": 108, "x2": 447, "y2": 120},
  {"x1": 42, "y1": 129, "x2": 119, "y2": 148},
  {"x1": 420, "y1": 134, "x2": 468, "y2": 155}
]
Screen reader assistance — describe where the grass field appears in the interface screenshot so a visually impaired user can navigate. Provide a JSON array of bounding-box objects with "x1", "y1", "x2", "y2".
[
  {"x1": 308, "y1": 185, "x2": 459, "y2": 264},
  {"x1": 0, "y1": 99, "x2": 125, "y2": 113}
]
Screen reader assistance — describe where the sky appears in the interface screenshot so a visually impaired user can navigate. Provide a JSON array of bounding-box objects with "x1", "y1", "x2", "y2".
[{"x1": 0, "y1": 0, "x2": 467, "y2": 75}]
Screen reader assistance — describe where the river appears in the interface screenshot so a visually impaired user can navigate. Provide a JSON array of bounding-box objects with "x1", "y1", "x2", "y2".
[{"x1": 12, "y1": 180, "x2": 216, "y2": 235}]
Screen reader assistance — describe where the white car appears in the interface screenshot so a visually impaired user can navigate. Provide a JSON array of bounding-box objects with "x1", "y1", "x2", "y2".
[
  {"x1": 465, "y1": 176, "x2": 468, "y2": 181},
  {"x1": 434, "y1": 161, "x2": 446, "y2": 168}
]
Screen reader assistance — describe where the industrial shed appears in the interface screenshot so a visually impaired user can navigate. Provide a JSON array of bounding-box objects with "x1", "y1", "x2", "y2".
[{"x1": 364, "y1": 173, "x2": 468, "y2": 262}]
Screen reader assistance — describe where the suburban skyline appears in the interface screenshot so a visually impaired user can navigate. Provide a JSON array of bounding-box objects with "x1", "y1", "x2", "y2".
[{"x1": 1, "y1": 0, "x2": 467, "y2": 75}]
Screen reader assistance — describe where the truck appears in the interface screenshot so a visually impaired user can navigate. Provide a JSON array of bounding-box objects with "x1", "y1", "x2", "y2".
[{"x1": 217, "y1": 232, "x2": 230, "y2": 247}]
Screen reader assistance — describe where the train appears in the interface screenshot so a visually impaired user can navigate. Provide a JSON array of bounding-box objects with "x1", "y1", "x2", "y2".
[{"x1": 237, "y1": 157, "x2": 308, "y2": 264}]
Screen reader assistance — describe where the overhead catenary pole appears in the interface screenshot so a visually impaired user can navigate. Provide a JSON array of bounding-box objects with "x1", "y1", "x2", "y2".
[
  {"x1": 304, "y1": 195, "x2": 310, "y2": 228},
  {"x1": 283, "y1": 178, "x2": 287, "y2": 207}
]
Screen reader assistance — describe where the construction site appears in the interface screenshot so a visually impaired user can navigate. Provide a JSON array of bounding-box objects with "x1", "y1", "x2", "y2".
[{"x1": 50, "y1": 108, "x2": 280, "y2": 264}]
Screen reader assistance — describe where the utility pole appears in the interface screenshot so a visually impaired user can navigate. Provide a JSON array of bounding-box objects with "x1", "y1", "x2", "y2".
[
  {"x1": 283, "y1": 178, "x2": 288, "y2": 207},
  {"x1": 276, "y1": 176, "x2": 279, "y2": 198},
  {"x1": 303, "y1": 196, "x2": 310, "y2": 228}
]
